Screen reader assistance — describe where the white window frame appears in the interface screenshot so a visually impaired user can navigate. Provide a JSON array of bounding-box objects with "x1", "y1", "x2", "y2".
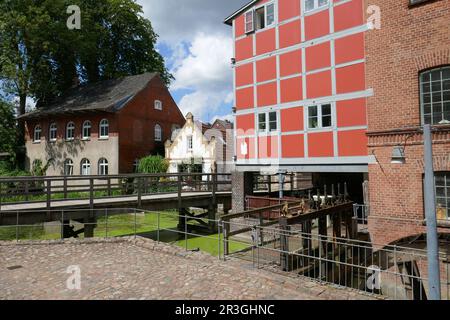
[
  {"x1": 258, "y1": 111, "x2": 278, "y2": 133},
  {"x1": 308, "y1": 104, "x2": 333, "y2": 129},
  {"x1": 154, "y1": 100, "x2": 162, "y2": 111},
  {"x1": 34, "y1": 125, "x2": 42, "y2": 143},
  {"x1": 82, "y1": 120, "x2": 92, "y2": 140},
  {"x1": 155, "y1": 124, "x2": 162, "y2": 142},
  {"x1": 420, "y1": 66, "x2": 450, "y2": 125},
  {"x1": 244, "y1": 10, "x2": 254, "y2": 33},
  {"x1": 64, "y1": 159, "x2": 74, "y2": 176},
  {"x1": 99, "y1": 119, "x2": 109, "y2": 139},
  {"x1": 245, "y1": 1, "x2": 276, "y2": 33},
  {"x1": 66, "y1": 122, "x2": 75, "y2": 141},
  {"x1": 80, "y1": 159, "x2": 91, "y2": 176},
  {"x1": 98, "y1": 158, "x2": 109, "y2": 175},
  {"x1": 187, "y1": 135, "x2": 193, "y2": 151},
  {"x1": 49, "y1": 123, "x2": 57, "y2": 142},
  {"x1": 435, "y1": 172, "x2": 450, "y2": 221},
  {"x1": 304, "y1": 0, "x2": 329, "y2": 13}
]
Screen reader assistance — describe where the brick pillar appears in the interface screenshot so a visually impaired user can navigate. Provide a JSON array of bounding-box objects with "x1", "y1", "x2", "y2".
[{"x1": 231, "y1": 171, "x2": 254, "y2": 213}]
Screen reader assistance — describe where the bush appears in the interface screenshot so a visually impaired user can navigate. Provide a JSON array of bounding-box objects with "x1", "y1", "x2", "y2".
[{"x1": 138, "y1": 155, "x2": 169, "y2": 174}]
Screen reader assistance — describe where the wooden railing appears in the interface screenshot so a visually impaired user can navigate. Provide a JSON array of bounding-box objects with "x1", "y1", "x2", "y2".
[{"x1": 0, "y1": 173, "x2": 231, "y2": 210}]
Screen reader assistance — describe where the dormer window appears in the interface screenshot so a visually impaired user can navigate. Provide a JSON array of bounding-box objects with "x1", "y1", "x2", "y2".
[
  {"x1": 154, "y1": 100, "x2": 162, "y2": 110},
  {"x1": 245, "y1": 2, "x2": 275, "y2": 34}
]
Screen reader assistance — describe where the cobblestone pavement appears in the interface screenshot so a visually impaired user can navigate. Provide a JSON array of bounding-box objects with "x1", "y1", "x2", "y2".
[{"x1": 0, "y1": 237, "x2": 378, "y2": 300}]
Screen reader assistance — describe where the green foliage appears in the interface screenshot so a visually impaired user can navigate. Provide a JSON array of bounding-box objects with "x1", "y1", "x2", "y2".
[
  {"x1": 0, "y1": 99, "x2": 17, "y2": 164},
  {"x1": 138, "y1": 155, "x2": 169, "y2": 174},
  {"x1": 0, "y1": 0, "x2": 173, "y2": 112},
  {"x1": 31, "y1": 159, "x2": 53, "y2": 176}
]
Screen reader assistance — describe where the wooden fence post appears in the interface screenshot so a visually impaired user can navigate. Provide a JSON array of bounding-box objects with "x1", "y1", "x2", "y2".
[
  {"x1": 137, "y1": 177, "x2": 142, "y2": 208},
  {"x1": 89, "y1": 178, "x2": 94, "y2": 210}
]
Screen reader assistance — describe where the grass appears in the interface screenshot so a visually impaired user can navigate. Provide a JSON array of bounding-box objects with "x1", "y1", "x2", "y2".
[{"x1": 0, "y1": 211, "x2": 249, "y2": 257}]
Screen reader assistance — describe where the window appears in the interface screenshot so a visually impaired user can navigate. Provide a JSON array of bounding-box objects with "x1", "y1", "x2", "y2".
[
  {"x1": 304, "y1": 0, "x2": 329, "y2": 13},
  {"x1": 155, "y1": 124, "x2": 162, "y2": 142},
  {"x1": 258, "y1": 111, "x2": 278, "y2": 133},
  {"x1": 154, "y1": 100, "x2": 162, "y2": 110},
  {"x1": 98, "y1": 158, "x2": 109, "y2": 175},
  {"x1": 420, "y1": 66, "x2": 450, "y2": 125},
  {"x1": 82, "y1": 121, "x2": 91, "y2": 140},
  {"x1": 187, "y1": 135, "x2": 193, "y2": 151},
  {"x1": 80, "y1": 159, "x2": 91, "y2": 176},
  {"x1": 33, "y1": 125, "x2": 42, "y2": 143},
  {"x1": 244, "y1": 10, "x2": 254, "y2": 33},
  {"x1": 245, "y1": 2, "x2": 275, "y2": 33},
  {"x1": 435, "y1": 172, "x2": 450, "y2": 220},
  {"x1": 308, "y1": 104, "x2": 332, "y2": 129},
  {"x1": 99, "y1": 119, "x2": 109, "y2": 138},
  {"x1": 66, "y1": 122, "x2": 75, "y2": 140},
  {"x1": 64, "y1": 159, "x2": 74, "y2": 176},
  {"x1": 49, "y1": 123, "x2": 57, "y2": 142}
]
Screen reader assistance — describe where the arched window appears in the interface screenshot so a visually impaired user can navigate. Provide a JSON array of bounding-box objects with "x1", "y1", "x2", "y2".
[
  {"x1": 64, "y1": 159, "x2": 74, "y2": 176},
  {"x1": 33, "y1": 125, "x2": 42, "y2": 142},
  {"x1": 154, "y1": 100, "x2": 162, "y2": 110},
  {"x1": 98, "y1": 158, "x2": 109, "y2": 175},
  {"x1": 99, "y1": 119, "x2": 109, "y2": 138},
  {"x1": 420, "y1": 66, "x2": 450, "y2": 125},
  {"x1": 49, "y1": 123, "x2": 57, "y2": 142},
  {"x1": 80, "y1": 159, "x2": 91, "y2": 176},
  {"x1": 82, "y1": 120, "x2": 92, "y2": 140},
  {"x1": 66, "y1": 122, "x2": 75, "y2": 140},
  {"x1": 155, "y1": 124, "x2": 162, "y2": 142}
]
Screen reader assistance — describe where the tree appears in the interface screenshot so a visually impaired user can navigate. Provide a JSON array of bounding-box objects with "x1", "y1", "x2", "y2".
[
  {"x1": 138, "y1": 155, "x2": 169, "y2": 174},
  {"x1": 0, "y1": 99, "x2": 17, "y2": 165},
  {"x1": 0, "y1": 0, "x2": 173, "y2": 166}
]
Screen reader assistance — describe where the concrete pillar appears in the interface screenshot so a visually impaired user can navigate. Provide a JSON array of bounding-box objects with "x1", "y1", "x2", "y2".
[{"x1": 231, "y1": 170, "x2": 254, "y2": 213}]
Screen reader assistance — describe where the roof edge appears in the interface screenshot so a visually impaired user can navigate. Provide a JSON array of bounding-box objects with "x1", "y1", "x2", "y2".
[{"x1": 224, "y1": 0, "x2": 259, "y2": 26}]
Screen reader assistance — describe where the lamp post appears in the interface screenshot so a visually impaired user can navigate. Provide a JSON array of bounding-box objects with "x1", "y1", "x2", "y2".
[{"x1": 423, "y1": 124, "x2": 441, "y2": 300}]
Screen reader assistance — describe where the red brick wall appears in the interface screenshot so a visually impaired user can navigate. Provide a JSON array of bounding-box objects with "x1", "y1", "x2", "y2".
[
  {"x1": 116, "y1": 75, "x2": 185, "y2": 173},
  {"x1": 365, "y1": 0, "x2": 450, "y2": 245}
]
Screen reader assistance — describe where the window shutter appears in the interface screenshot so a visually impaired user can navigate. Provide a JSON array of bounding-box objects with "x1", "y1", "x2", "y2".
[{"x1": 244, "y1": 10, "x2": 254, "y2": 34}]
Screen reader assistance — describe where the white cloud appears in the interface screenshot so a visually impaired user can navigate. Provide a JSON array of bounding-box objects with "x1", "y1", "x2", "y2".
[{"x1": 136, "y1": 0, "x2": 248, "y2": 122}]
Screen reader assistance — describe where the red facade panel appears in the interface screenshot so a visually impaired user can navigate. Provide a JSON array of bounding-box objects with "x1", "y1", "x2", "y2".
[
  {"x1": 282, "y1": 134, "x2": 305, "y2": 158},
  {"x1": 306, "y1": 41, "x2": 331, "y2": 71},
  {"x1": 338, "y1": 129, "x2": 368, "y2": 157},
  {"x1": 236, "y1": 114, "x2": 255, "y2": 133},
  {"x1": 258, "y1": 135, "x2": 279, "y2": 159},
  {"x1": 336, "y1": 63, "x2": 365, "y2": 94},
  {"x1": 279, "y1": 20, "x2": 301, "y2": 49},
  {"x1": 236, "y1": 36, "x2": 253, "y2": 61},
  {"x1": 256, "y1": 57, "x2": 277, "y2": 83},
  {"x1": 280, "y1": 49, "x2": 302, "y2": 77},
  {"x1": 257, "y1": 82, "x2": 277, "y2": 107},
  {"x1": 305, "y1": 10, "x2": 330, "y2": 41},
  {"x1": 281, "y1": 76, "x2": 303, "y2": 103},
  {"x1": 256, "y1": 28, "x2": 276, "y2": 55},
  {"x1": 235, "y1": 14, "x2": 245, "y2": 38},
  {"x1": 281, "y1": 107, "x2": 304, "y2": 132},
  {"x1": 306, "y1": 70, "x2": 332, "y2": 99},
  {"x1": 308, "y1": 132, "x2": 334, "y2": 157},
  {"x1": 334, "y1": 0, "x2": 364, "y2": 33},
  {"x1": 236, "y1": 63, "x2": 254, "y2": 87},
  {"x1": 335, "y1": 33, "x2": 364, "y2": 65},
  {"x1": 336, "y1": 98, "x2": 367, "y2": 127},
  {"x1": 236, "y1": 87, "x2": 254, "y2": 110},
  {"x1": 278, "y1": 0, "x2": 301, "y2": 22},
  {"x1": 237, "y1": 137, "x2": 256, "y2": 159}
]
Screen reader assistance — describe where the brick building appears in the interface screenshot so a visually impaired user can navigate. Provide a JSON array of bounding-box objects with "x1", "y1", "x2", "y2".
[
  {"x1": 365, "y1": 0, "x2": 450, "y2": 246},
  {"x1": 19, "y1": 73, "x2": 185, "y2": 176},
  {"x1": 225, "y1": 0, "x2": 450, "y2": 248}
]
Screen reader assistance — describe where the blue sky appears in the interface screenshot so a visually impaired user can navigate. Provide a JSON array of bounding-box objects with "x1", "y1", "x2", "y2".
[{"x1": 137, "y1": 0, "x2": 249, "y2": 123}]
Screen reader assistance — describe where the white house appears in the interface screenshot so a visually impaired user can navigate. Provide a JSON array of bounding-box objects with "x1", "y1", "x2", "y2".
[{"x1": 165, "y1": 113, "x2": 234, "y2": 176}]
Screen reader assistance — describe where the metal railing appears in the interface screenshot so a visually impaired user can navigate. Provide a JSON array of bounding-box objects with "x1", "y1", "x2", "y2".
[
  {"x1": 1, "y1": 208, "x2": 448, "y2": 300},
  {"x1": 0, "y1": 173, "x2": 231, "y2": 210}
]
